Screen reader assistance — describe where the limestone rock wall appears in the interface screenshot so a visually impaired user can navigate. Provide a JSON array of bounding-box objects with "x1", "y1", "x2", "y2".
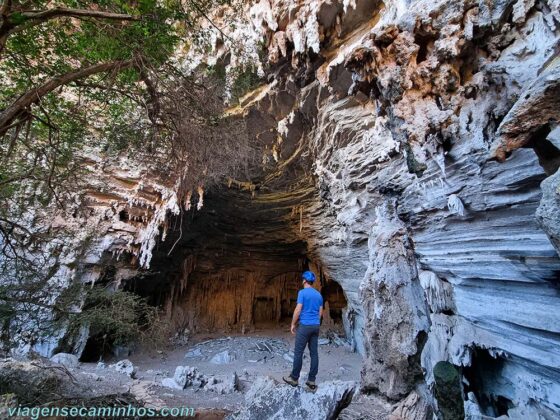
[
  {"x1": 193, "y1": 0, "x2": 560, "y2": 416},
  {"x1": 360, "y1": 199, "x2": 429, "y2": 400},
  {"x1": 2, "y1": 152, "x2": 186, "y2": 356},
  {"x1": 4, "y1": 0, "x2": 560, "y2": 417}
]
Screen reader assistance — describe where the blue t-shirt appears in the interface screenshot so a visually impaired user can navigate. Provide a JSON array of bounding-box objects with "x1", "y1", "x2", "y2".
[{"x1": 297, "y1": 287, "x2": 323, "y2": 326}]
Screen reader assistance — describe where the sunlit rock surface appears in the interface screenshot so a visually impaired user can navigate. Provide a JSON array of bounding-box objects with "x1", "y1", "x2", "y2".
[
  {"x1": 4, "y1": 0, "x2": 560, "y2": 417},
  {"x1": 201, "y1": 0, "x2": 560, "y2": 416}
]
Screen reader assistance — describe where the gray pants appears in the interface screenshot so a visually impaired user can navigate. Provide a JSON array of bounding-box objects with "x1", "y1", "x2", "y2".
[{"x1": 290, "y1": 324, "x2": 320, "y2": 381}]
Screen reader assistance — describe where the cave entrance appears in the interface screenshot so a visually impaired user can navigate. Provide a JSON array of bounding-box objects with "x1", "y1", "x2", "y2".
[
  {"x1": 157, "y1": 265, "x2": 349, "y2": 335},
  {"x1": 462, "y1": 347, "x2": 514, "y2": 417},
  {"x1": 145, "y1": 201, "x2": 350, "y2": 334},
  {"x1": 123, "y1": 187, "x2": 350, "y2": 342},
  {"x1": 79, "y1": 334, "x2": 114, "y2": 362},
  {"x1": 321, "y1": 276, "x2": 347, "y2": 327}
]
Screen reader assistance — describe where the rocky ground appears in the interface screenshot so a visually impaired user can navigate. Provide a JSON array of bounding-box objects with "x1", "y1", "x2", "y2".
[
  {"x1": 107, "y1": 329, "x2": 361, "y2": 412},
  {"x1": 5, "y1": 0, "x2": 558, "y2": 416},
  {"x1": 3, "y1": 327, "x2": 379, "y2": 419}
]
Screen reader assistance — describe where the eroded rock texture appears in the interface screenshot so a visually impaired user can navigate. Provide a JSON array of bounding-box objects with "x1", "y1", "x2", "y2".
[
  {"x1": 6, "y1": 0, "x2": 560, "y2": 418},
  {"x1": 228, "y1": 377, "x2": 356, "y2": 420},
  {"x1": 360, "y1": 200, "x2": 429, "y2": 400},
  {"x1": 190, "y1": 0, "x2": 559, "y2": 416}
]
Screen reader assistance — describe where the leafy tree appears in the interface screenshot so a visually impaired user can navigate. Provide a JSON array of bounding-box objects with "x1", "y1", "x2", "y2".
[
  {"x1": 0, "y1": 0, "x2": 249, "y2": 253},
  {"x1": 0, "y1": 0, "x2": 254, "y2": 350},
  {"x1": 65, "y1": 286, "x2": 169, "y2": 349},
  {"x1": 0, "y1": 0, "x2": 181, "y2": 253},
  {"x1": 0, "y1": 280, "x2": 170, "y2": 351},
  {"x1": 0, "y1": 0, "x2": 185, "y2": 133}
]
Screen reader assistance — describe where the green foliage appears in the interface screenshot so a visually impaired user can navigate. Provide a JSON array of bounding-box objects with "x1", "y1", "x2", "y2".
[
  {"x1": 0, "y1": 92, "x2": 87, "y2": 213},
  {"x1": 0, "y1": 2, "x2": 254, "y2": 353},
  {"x1": 0, "y1": 0, "x2": 235, "y2": 262},
  {"x1": 0, "y1": 276, "x2": 168, "y2": 350},
  {"x1": 63, "y1": 286, "x2": 168, "y2": 347},
  {"x1": 0, "y1": 0, "x2": 191, "y2": 210},
  {"x1": 205, "y1": 63, "x2": 227, "y2": 84}
]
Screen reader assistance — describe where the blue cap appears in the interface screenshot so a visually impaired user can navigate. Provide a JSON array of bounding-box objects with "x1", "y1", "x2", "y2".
[{"x1": 302, "y1": 271, "x2": 316, "y2": 282}]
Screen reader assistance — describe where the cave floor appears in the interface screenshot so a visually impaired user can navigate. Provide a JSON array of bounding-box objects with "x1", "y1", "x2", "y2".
[{"x1": 74, "y1": 326, "x2": 363, "y2": 416}]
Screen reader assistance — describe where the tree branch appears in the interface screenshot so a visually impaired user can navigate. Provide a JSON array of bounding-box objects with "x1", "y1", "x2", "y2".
[
  {"x1": 0, "y1": 216, "x2": 33, "y2": 235},
  {"x1": 9, "y1": 7, "x2": 139, "y2": 36},
  {"x1": 187, "y1": 0, "x2": 233, "y2": 42},
  {"x1": 20, "y1": 8, "x2": 138, "y2": 23},
  {"x1": 0, "y1": 59, "x2": 135, "y2": 136},
  {"x1": 136, "y1": 56, "x2": 161, "y2": 125},
  {"x1": 0, "y1": 6, "x2": 138, "y2": 56},
  {"x1": 0, "y1": 0, "x2": 13, "y2": 53},
  {"x1": 0, "y1": 0, "x2": 12, "y2": 16}
]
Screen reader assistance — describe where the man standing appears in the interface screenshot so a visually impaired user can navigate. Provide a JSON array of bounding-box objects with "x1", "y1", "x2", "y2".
[{"x1": 283, "y1": 270, "x2": 323, "y2": 391}]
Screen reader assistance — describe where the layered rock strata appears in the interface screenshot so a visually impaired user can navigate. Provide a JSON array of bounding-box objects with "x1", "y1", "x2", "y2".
[
  {"x1": 5, "y1": 0, "x2": 560, "y2": 418},
  {"x1": 179, "y1": 0, "x2": 560, "y2": 416}
]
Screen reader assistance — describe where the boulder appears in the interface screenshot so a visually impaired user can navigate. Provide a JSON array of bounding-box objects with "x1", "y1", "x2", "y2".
[
  {"x1": 162, "y1": 367, "x2": 237, "y2": 394},
  {"x1": 205, "y1": 372, "x2": 239, "y2": 394},
  {"x1": 389, "y1": 389, "x2": 433, "y2": 420},
  {"x1": 337, "y1": 392, "x2": 393, "y2": 420},
  {"x1": 173, "y1": 365, "x2": 206, "y2": 389},
  {"x1": 228, "y1": 377, "x2": 356, "y2": 420},
  {"x1": 210, "y1": 350, "x2": 235, "y2": 364},
  {"x1": 161, "y1": 377, "x2": 183, "y2": 391},
  {"x1": 114, "y1": 359, "x2": 136, "y2": 378},
  {"x1": 50, "y1": 353, "x2": 79, "y2": 369}
]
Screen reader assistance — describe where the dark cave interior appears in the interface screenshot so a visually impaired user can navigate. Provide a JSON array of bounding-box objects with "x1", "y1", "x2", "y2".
[{"x1": 80, "y1": 186, "x2": 349, "y2": 363}]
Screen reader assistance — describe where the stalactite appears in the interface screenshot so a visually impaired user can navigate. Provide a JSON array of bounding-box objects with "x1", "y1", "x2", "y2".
[{"x1": 165, "y1": 268, "x2": 314, "y2": 332}]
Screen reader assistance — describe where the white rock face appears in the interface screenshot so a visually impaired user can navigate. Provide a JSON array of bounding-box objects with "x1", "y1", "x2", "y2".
[
  {"x1": 536, "y1": 167, "x2": 560, "y2": 255},
  {"x1": 2, "y1": 152, "x2": 187, "y2": 358},
  {"x1": 360, "y1": 200, "x2": 430, "y2": 399},
  {"x1": 196, "y1": 0, "x2": 560, "y2": 416},
  {"x1": 228, "y1": 377, "x2": 356, "y2": 420},
  {"x1": 173, "y1": 365, "x2": 206, "y2": 388},
  {"x1": 114, "y1": 359, "x2": 136, "y2": 378},
  {"x1": 418, "y1": 271, "x2": 455, "y2": 314},
  {"x1": 50, "y1": 353, "x2": 79, "y2": 369},
  {"x1": 5, "y1": 0, "x2": 560, "y2": 417}
]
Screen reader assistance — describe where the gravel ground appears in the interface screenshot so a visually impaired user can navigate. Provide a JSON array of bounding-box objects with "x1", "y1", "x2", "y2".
[{"x1": 69, "y1": 326, "x2": 362, "y2": 417}]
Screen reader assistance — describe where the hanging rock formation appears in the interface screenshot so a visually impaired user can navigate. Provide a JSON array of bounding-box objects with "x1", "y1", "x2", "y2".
[{"x1": 4, "y1": 0, "x2": 560, "y2": 418}]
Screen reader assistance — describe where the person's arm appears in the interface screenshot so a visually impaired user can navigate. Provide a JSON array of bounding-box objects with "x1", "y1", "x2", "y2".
[
  {"x1": 291, "y1": 303, "x2": 302, "y2": 334},
  {"x1": 319, "y1": 305, "x2": 324, "y2": 319}
]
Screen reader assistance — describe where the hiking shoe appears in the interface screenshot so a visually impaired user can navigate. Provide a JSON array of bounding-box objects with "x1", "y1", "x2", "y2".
[
  {"x1": 305, "y1": 380, "x2": 317, "y2": 391},
  {"x1": 283, "y1": 375, "x2": 298, "y2": 387}
]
